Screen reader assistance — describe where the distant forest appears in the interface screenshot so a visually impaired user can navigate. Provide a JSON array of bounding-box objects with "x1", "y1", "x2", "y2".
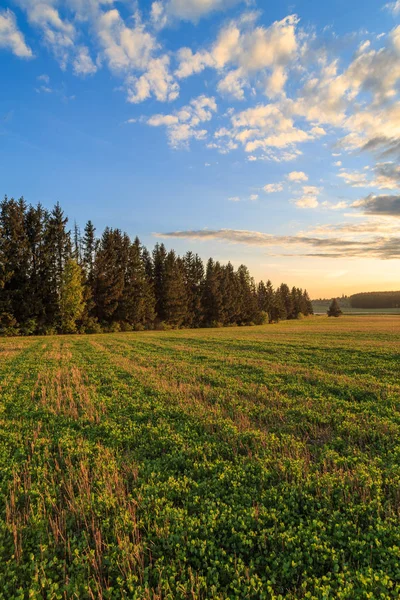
[
  {"x1": 350, "y1": 291, "x2": 400, "y2": 309},
  {"x1": 0, "y1": 197, "x2": 313, "y2": 335}
]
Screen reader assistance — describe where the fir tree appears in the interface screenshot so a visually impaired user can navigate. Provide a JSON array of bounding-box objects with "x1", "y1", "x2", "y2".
[
  {"x1": 92, "y1": 228, "x2": 125, "y2": 323},
  {"x1": 163, "y1": 252, "x2": 188, "y2": 327},
  {"x1": 82, "y1": 221, "x2": 97, "y2": 283},
  {"x1": 0, "y1": 197, "x2": 31, "y2": 323},
  {"x1": 152, "y1": 243, "x2": 168, "y2": 322},
  {"x1": 119, "y1": 238, "x2": 155, "y2": 328},
  {"x1": 183, "y1": 251, "x2": 204, "y2": 327},
  {"x1": 202, "y1": 259, "x2": 223, "y2": 326},
  {"x1": 327, "y1": 298, "x2": 342, "y2": 317}
]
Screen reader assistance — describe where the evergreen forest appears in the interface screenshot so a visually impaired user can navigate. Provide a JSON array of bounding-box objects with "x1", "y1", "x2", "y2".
[{"x1": 0, "y1": 197, "x2": 313, "y2": 335}]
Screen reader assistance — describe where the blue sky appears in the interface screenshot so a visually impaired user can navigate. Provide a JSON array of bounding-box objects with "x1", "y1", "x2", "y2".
[{"x1": 1, "y1": 0, "x2": 399, "y2": 296}]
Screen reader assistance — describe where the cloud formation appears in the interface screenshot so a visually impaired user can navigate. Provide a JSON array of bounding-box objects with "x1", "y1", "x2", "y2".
[
  {"x1": 294, "y1": 185, "x2": 321, "y2": 209},
  {"x1": 156, "y1": 228, "x2": 400, "y2": 259},
  {"x1": 287, "y1": 171, "x2": 308, "y2": 182},
  {"x1": 263, "y1": 183, "x2": 283, "y2": 193},
  {"x1": 16, "y1": 0, "x2": 76, "y2": 68},
  {"x1": 338, "y1": 162, "x2": 400, "y2": 190},
  {"x1": 145, "y1": 95, "x2": 217, "y2": 147},
  {"x1": 151, "y1": 0, "x2": 243, "y2": 25},
  {"x1": 353, "y1": 194, "x2": 400, "y2": 216},
  {"x1": 176, "y1": 14, "x2": 300, "y2": 100},
  {"x1": 0, "y1": 8, "x2": 32, "y2": 58}
]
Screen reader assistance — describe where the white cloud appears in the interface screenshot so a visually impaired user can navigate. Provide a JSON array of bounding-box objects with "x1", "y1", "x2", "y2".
[
  {"x1": 263, "y1": 183, "x2": 283, "y2": 193},
  {"x1": 385, "y1": 1, "x2": 400, "y2": 15},
  {"x1": 294, "y1": 184, "x2": 321, "y2": 209},
  {"x1": 334, "y1": 160, "x2": 342, "y2": 166},
  {"x1": 302, "y1": 185, "x2": 321, "y2": 195},
  {"x1": 145, "y1": 95, "x2": 217, "y2": 147},
  {"x1": 73, "y1": 45, "x2": 97, "y2": 75},
  {"x1": 321, "y1": 200, "x2": 348, "y2": 210},
  {"x1": 266, "y1": 66, "x2": 287, "y2": 98},
  {"x1": 295, "y1": 195, "x2": 319, "y2": 208},
  {"x1": 0, "y1": 9, "x2": 33, "y2": 58},
  {"x1": 175, "y1": 47, "x2": 214, "y2": 79},
  {"x1": 217, "y1": 68, "x2": 247, "y2": 100},
  {"x1": 338, "y1": 170, "x2": 369, "y2": 187},
  {"x1": 14, "y1": 1, "x2": 178, "y2": 101},
  {"x1": 228, "y1": 196, "x2": 240, "y2": 202},
  {"x1": 97, "y1": 9, "x2": 155, "y2": 72},
  {"x1": 125, "y1": 56, "x2": 179, "y2": 103},
  {"x1": 96, "y1": 8, "x2": 179, "y2": 103},
  {"x1": 210, "y1": 102, "x2": 321, "y2": 156},
  {"x1": 16, "y1": 0, "x2": 75, "y2": 68},
  {"x1": 151, "y1": 0, "x2": 243, "y2": 25},
  {"x1": 175, "y1": 14, "x2": 300, "y2": 101},
  {"x1": 249, "y1": 194, "x2": 259, "y2": 200},
  {"x1": 287, "y1": 171, "x2": 308, "y2": 182},
  {"x1": 338, "y1": 163, "x2": 400, "y2": 190}
]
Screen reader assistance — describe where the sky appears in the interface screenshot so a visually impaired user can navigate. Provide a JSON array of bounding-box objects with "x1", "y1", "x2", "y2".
[{"x1": 0, "y1": 0, "x2": 399, "y2": 297}]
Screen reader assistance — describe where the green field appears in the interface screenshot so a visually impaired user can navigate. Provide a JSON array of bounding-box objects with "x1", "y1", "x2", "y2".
[{"x1": 1, "y1": 316, "x2": 399, "y2": 599}]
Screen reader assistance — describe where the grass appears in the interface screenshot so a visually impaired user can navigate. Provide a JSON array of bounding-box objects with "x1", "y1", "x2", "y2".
[
  {"x1": 311, "y1": 302, "x2": 400, "y2": 315},
  {"x1": 0, "y1": 316, "x2": 399, "y2": 599}
]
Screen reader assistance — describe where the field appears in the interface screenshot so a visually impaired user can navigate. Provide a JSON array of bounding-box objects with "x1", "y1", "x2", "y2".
[
  {"x1": 311, "y1": 302, "x2": 400, "y2": 316},
  {"x1": 0, "y1": 316, "x2": 399, "y2": 599}
]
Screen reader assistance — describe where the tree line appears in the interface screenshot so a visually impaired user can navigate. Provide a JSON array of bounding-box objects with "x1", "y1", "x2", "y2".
[
  {"x1": 350, "y1": 291, "x2": 400, "y2": 309},
  {"x1": 0, "y1": 197, "x2": 313, "y2": 335}
]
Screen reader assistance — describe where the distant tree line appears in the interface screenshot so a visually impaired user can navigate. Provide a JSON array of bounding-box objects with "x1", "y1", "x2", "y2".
[
  {"x1": 350, "y1": 291, "x2": 400, "y2": 309},
  {"x1": 312, "y1": 295, "x2": 350, "y2": 308},
  {"x1": 0, "y1": 197, "x2": 313, "y2": 335}
]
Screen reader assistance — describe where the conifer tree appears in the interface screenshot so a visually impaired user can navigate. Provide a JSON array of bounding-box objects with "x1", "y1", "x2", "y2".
[
  {"x1": 48, "y1": 202, "x2": 71, "y2": 292},
  {"x1": 25, "y1": 203, "x2": 47, "y2": 331},
  {"x1": 236, "y1": 265, "x2": 258, "y2": 324},
  {"x1": 82, "y1": 221, "x2": 97, "y2": 283},
  {"x1": 183, "y1": 251, "x2": 204, "y2": 327},
  {"x1": 73, "y1": 222, "x2": 82, "y2": 264},
  {"x1": 327, "y1": 298, "x2": 342, "y2": 317},
  {"x1": 141, "y1": 245, "x2": 154, "y2": 280},
  {"x1": 163, "y1": 252, "x2": 188, "y2": 327},
  {"x1": 279, "y1": 283, "x2": 293, "y2": 320},
  {"x1": 119, "y1": 238, "x2": 155, "y2": 328},
  {"x1": 302, "y1": 290, "x2": 313, "y2": 315},
  {"x1": 0, "y1": 197, "x2": 31, "y2": 324},
  {"x1": 152, "y1": 243, "x2": 168, "y2": 322},
  {"x1": 257, "y1": 279, "x2": 274, "y2": 323},
  {"x1": 220, "y1": 262, "x2": 238, "y2": 325},
  {"x1": 92, "y1": 228, "x2": 125, "y2": 323},
  {"x1": 270, "y1": 287, "x2": 287, "y2": 322},
  {"x1": 202, "y1": 259, "x2": 223, "y2": 326}
]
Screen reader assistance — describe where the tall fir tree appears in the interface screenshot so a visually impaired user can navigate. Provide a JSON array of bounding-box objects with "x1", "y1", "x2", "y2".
[
  {"x1": 183, "y1": 251, "x2": 204, "y2": 327},
  {"x1": 92, "y1": 228, "x2": 125, "y2": 323},
  {"x1": 163, "y1": 252, "x2": 188, "y2": 327},
  {"x1": 152, "y1": 243, "x2": 168, "y2": 322},
  {"x1": 202, "y1": 259, "x2": 223, "y2": 326}
]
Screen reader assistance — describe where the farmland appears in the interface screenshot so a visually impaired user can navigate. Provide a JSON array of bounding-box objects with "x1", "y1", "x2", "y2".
[
  {"x1": 0, "y1": 316, "x2": 399, "y2": 599},
  {"x1": 311, "y1": 302, "x2": 400, "y2": 316}
]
